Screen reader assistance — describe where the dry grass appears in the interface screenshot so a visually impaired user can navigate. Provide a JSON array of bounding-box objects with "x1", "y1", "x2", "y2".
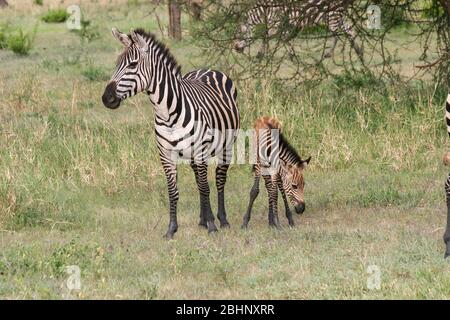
[{"x1": 0, "y1": 1, "x2": 449, "y2": 299}]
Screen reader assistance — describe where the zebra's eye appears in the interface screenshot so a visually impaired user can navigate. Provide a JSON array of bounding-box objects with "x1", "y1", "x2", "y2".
[
  {"x1": 129, "y1": 61, "x2": 138, "y2": 68},
  {"x1": 292, "y1": 184, "x2": 298, "y2": 190}
]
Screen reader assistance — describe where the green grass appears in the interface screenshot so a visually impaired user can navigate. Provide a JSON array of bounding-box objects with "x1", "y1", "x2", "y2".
[
  {"x1": 0, "y1": 1, "x2": 449, "y2": 299},
  {"x1": 41, "y1": 9, "x2": 70, "y2": 23}
]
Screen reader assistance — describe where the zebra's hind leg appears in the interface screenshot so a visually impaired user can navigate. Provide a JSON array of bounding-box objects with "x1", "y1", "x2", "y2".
[
  {"x1": 196, "y1": 163, "x2": 218, "y2": 234},
  {"x1": 277, "y1": 177, "x2": 294, "y2": 227},
  {"x1": 216, "y1": 164, "x2": 230, "y2": 228},
  {"x1": 323, "y1": 36, "x2": 337, "y2": 59},
  {"x1": 163, "y1": 162, "x2": 179, "y2": 240},
  {"x1": 263, "y1": 175, "x2": 281, "y2": 229},
  {"x1": 242, "y1": 174, "x2": 260, "y2": 229},
  {"x1": 444, "y1": 174, "x2": 450, "y2": 258},
  {"x1": 191, "y1": 162, "x2": 207, "y2": 228}
]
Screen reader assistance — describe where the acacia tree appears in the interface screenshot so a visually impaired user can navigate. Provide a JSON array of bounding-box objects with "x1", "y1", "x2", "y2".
[{"x1": 190, "y1": 0, "x2": 449, "y2": 86}]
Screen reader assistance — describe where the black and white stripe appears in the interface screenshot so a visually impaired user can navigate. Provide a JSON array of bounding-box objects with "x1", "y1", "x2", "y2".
[
  {"x1": 103, "y1": 28, "x2": 240, "y2": 239},
  {"x1": 234, "y1": 0, "x2": 362, "y2": 58},
  {"x1": 242, "y1": 117, "x2": 310, "y2": 229},
  {"x1": 444, "y1": 93, "x2": 450, "y2": 258}
]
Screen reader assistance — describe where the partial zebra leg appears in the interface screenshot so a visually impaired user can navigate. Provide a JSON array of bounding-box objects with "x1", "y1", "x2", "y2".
[
  {"x1": 216, "y1": 164, "x2": 230, "y2": 228},
  {"x1": 163, "y1": 162, "x2": 179, "y2": 240},
  {"x1": 277, "y1": 176, "x2": 294, "y2": 227},
  {"x1": 257, "y1": 39, "x2": 268, "y2": 59},
  {"x1": 191, "y1": 162, "x2": 207, "y2": 228},
  {"x1": 196, "y1": 162, "x2": 218, "y2": 234},
  {"x1": 444, "y1": 174, "x2": 450, "y2": 258},
  {"x1": 323, "y1": 36, "x2": 337, "y2": 59},
  {"x1": 242, "y1": 174, "x2": 260, "y2": 229},
  {"x1": 263, "y1": 174, "x2": 281, "y2": 229}
]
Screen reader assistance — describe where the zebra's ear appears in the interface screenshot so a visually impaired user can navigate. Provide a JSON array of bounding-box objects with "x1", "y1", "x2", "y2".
[
  {"x1": 112, "y1": 27, "x2": 132, "y2": 47},
  {"x1": 130, "y1": 30, "x2": 148, "y2": 53},
  {"x1": 300, "y1": 156, "x2": 311, "y2": 169}
]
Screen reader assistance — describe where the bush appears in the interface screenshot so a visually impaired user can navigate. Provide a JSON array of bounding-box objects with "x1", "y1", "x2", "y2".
[
  {"x1": 41, "y1": 9, "x2": 70, "y2": 23},
  {"x1": 7, "y1": 27, "x2": 37, "y2": 55},
  {"x1": 82, "y1": 65, "x2": 108, "y2": 81},
  {"x1": 72, "y1": 19, "x2": 100, "y2": 44},
  {"x1": 34, "y1": 0, "x2": 43, "y2": 6},
  {"x1": 0, "y1": 25, "x2": 8, "y2": 49}
]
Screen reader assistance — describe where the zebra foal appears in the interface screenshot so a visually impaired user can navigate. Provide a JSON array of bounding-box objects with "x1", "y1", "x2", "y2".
[
  {"x1": 242, "y1": 117, "x2": 311, "y2": 229},
  {"x1": 102, "y1": 28, "x2": 240, "y2": 239}
]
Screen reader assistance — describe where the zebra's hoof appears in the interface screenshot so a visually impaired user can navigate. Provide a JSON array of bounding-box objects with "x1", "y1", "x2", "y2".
[
  {"x1": 269, "y1": 222, "x2": 282, "y2": 230},
  {"x1": 220, "y1": 221, "x2": 230, "y2": 228},
  {"x1": 207, "y1": 222, "x2": 218, "y2": 234},
  {"x1": 198, "y1": 220, "x2": 208, "y2": 229},
  {"x1": 163, "y1": 232, "x2": 174, "y2": 240}
]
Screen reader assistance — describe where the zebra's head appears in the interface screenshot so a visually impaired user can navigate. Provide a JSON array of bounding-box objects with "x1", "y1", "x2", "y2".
[
  {"x1": 102, "y1": 28, "x2": 150, "y2": 109},
  {"x1": 281, "y1": 156, "x2": 311, "y2": 214}
]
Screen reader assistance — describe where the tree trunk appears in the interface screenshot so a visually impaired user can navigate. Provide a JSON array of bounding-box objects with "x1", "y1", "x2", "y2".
[
  {"x1": 168, "y1": 0, "x2": 182, "y2": 41},
  {"x1": 0, "y1": 0, "x2": 8, "y2": 8}
]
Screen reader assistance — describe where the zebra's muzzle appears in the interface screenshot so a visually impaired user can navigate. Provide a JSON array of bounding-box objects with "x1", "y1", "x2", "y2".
[
  {"x1": 295, "y1": 203, "x2": 305, "y2": 214},
  {"x1": 102, "y1": 81, "x2": 121, "y2": 109}
]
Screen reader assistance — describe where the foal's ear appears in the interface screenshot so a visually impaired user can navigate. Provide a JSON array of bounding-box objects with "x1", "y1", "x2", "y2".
[
  {"x1": 130, "y1": 30, "x2": 148, "y2": 53},
  {"x1": 112, "y1": 27, "x2": 132, "y2": 47},
  {"x1": 300, "y1": 156, "x2": 311, "y2": 169}
]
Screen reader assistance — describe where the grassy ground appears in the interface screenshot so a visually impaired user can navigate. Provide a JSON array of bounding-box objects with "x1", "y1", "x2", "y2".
[{"x1": 0, "y1": 0, "x2": 450, "y2": 299}]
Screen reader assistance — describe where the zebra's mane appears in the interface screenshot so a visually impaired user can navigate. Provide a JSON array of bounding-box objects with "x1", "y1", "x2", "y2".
[
  {"x1": 279, "y1": 132, "x2": 303, "y2": 166},
  {"x1": 131, "y1": 28, "x2": 182, "y2": 77}
]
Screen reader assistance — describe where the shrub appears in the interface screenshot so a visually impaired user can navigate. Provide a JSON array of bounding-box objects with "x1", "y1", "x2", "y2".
[
  {"x1": 0, "y1": 24, "x2": 8, "y2": 49},
  {"x1": 72, "y1": 19, "x2": 100, "y2": 44},
  {"x1": 7, "y1": 27, "x2": 37, "y2": 55},
  {"x1": 82, "y1": 65, "x2": 108, "y2": 81},
  {"x1": 41, "y1": 9, "x2": 70, "y2": 23}
]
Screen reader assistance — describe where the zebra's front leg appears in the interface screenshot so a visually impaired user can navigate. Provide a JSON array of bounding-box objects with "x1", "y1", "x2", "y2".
[
  {"x1": 444, "y1": 174, "x2": 450, "y2": 258},
  {"x1": 216, "y1": 164, "x2": 230, "y2": 228},
  {"x1": 163, "y1": 162, "x2": 179, "y2": 240},
  {"x1": 277, "y1": 177, "x2": 294, "y2": 227},
  {"x1": 196, "y1": 163, "x2": 218, "y2": 234},
  {"x1": 242, "y1": 175, "x2": 260, "y2": 229},
  {"x1": 191, "y1": 162, "x2": 207, "y2": 228},
  {"x1": 264, "y1": 175, "x2": 281, "y2": 229}
]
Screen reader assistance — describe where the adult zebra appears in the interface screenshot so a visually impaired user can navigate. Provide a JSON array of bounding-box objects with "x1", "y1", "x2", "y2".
[
  {"x1": 443, "y1": 93, "x2": 450, "y2": 258},
  {"x1": 102, "y1": 28, "x2": 240, "y2": 239},
  {"x1": 233, "y1": 0, "x2": 362, "y2": 59}
]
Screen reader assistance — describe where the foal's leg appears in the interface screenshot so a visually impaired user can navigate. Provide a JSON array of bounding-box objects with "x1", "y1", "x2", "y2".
[
  {"x1": 196, "y1": 162, "x2": 218, "y2": 234},
  {"x1": 263, "y1": 174, "x2": 281, "y2": 229},
  {"x1": 277, "y1": 177, "x2": 294, "y2": 226},
  {"x1": 162, "y1": 161, "x2": 179, "y2": 240},
  {"x1": 216, "y1": 164, "x2": 231, "y2": 228},
  {"x1": 242, "y1": 174, "x2": 260, "y2": 229},
  {"x1": 191, "y1": 162, "x2": 207, "y2": 228}
]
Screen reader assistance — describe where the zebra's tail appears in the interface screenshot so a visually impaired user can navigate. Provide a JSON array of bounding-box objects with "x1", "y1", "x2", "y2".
[{"x1": 444, "y1": 93, "x2": 450, "y2": 166}]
